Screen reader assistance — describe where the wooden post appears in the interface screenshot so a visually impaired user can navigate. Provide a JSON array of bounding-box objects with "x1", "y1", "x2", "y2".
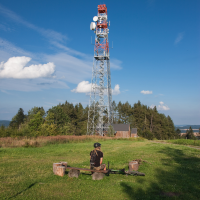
[
  {"x1": 53, "y1": 163, "x2": 62, "y2": 175},
  {"x1": 59, "y1": 161, "x2": 67, "y2": 169},
  {"x1": 129, "y1": 161, "x2": 139, "y2": 171},
  {"x1": 56, "y1": 166, "x2": 65, "y2": 177}
]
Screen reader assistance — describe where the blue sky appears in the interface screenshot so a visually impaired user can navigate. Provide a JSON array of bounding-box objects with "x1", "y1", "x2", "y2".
[{"x1": 0, "y1": 0, "x2": 199, "y2": 125}]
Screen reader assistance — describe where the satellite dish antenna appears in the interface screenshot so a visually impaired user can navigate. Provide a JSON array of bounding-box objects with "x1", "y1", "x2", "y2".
[
  {"x1": 93, "y1": 16, "x2": 98, "y2": 22},
  {"x1": 90, "y1": 22, "x2": 96, "y2": 30}
]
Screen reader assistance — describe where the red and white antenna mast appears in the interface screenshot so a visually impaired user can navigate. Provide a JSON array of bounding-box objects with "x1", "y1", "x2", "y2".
[{"x1": 87, "y1": 4, "x2": 112, "y2": 136}]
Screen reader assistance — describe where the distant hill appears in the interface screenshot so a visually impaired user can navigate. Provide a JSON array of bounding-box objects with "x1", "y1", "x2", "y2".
[
  {"x1": 0, "y1": 120, "x2": 10, "y2": 127},
  {"x1": 175, "y1": 125, "x2": 200, "y2": 133},
  {"x1": 175, "y1": 125, "x2": 200, "y2": 129}
]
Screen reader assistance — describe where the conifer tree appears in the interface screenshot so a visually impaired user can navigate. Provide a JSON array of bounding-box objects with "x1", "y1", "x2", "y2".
[
  {"x1": 10, "y1": 108, "x2": 25, "y2": 129},
  {"x1": 186, "y1": 126, "x2": 196, "y2": 140}
]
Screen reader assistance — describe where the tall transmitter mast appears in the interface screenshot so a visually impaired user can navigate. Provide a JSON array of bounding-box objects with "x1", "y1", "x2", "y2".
[{"x1": 87, "y1": 4, "x2": 112, "y2": 136}]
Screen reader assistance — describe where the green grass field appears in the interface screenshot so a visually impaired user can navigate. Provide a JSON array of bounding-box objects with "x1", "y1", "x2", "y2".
[
  {"x1": 166, "y1": 139, "x2": 200, "y2": 146},
  {"x1": 1, "y1": 139, "x2": 200, "y2": 200}
]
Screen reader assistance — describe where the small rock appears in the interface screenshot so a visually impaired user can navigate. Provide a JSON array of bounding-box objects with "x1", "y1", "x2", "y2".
[
  {"x1": 92, "y1": 172, "x2": 104, "y2": 180},
  {"x1": 68, "y1": 169, "x2": 80, "y2": 178}
]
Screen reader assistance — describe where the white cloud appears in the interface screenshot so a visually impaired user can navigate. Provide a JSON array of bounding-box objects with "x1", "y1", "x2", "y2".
[
  {"x1": 71, "y1": 81, "x2": 92, "y2": 93},
  {"x1": 158, "y1": 101, "x2": 170, "y2": 110},
  {"x1": 0, "y1": 4, "x2": 67, "y2": 44},
  {"x1": 0, "y1": 24, "x2": 11, "y2": 31},
  {"x1": 0, "y1": 38, "x2": 32, "y2": 57},
  {"x1": 150, "y1": 102, "x2": 170, "y2": 110},
  {"x1": 1, "y1": 89, "x2": 12, "y2": 95},
  {"x1": 140, "y1": 90, "x2": 153, "y2": 94},
  {"x1": 0, "y1": 56, "x2": 55, "y2": 79},
  {"x1": 71, "y1": 81, "x2": 120, "y2": 95},
  {"x1": 112, "y1": 84, "x2": 120, "y2": 95},
  {"x1": 50, "y1": 41, "x2": 86, "y2": 57},
  {"x1": 0, "y1": 5, "x2": 122, "y2": 91},
  {"x1": 44, "y1": 53, "x2": 92, "y2": 84},
  {"x1": 0, "y1": 77, "x2": 68, "y2": 91},
  {"x1": 159, "y1": 101, "x2": 164, "y2": 105},
  {"x1": 174, "y1": 32, "x2": 184, "y2": 45},
  {"x1": 150, "y1": 104, "x2": 156, "y2": 109}
]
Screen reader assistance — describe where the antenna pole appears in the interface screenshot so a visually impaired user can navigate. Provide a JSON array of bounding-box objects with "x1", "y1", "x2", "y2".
[{"x1": 87, "y1": 4, "x2": 113, "y2": 136}]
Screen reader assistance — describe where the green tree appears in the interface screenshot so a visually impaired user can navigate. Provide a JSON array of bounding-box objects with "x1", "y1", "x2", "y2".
[
  {"x1": 107, "y1": 125, "x2": 115, "y2": 137},
  {"x1": 47, "y1": 106, "x2": 69, "y2": 128},
  {"x1": 166, "y1": 116, "x2": 176, "y2": 139},
  {"x1": 28, "y1": 111, "x2": 44, "y2": 133},
  {"x1": 176, "y1": 128, "x2": 181, "y2": 137},
  {"x1": 27, "y1": 107, "x2": 45, "y2": 121},
  {"x1": 141, "y1": 130, "x2": 154, "y2": 140},
  {"x1": 45, "y1": 105, "x2": 71, "y2": 135},
  {"x1": 40, "y1": 123, "x2": 58, "y2": 136},
  {"x1": 10, "y1": 108, "x2": 25, "y2": 129},
  {"x1": 0, "y1": 125, "x2": 6, "y2": 137},
  {"x1": 112, "y1": 101, "x2": 118, "y2": 123},
  {"x1": 186, "y1": 126, "x2": 196, "y2": 140}
]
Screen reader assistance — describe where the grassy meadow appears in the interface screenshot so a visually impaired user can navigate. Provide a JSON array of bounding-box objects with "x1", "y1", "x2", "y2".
[
  {"x1": 166, "y1": 139, "x2": 200, "y2": 147},
  {"x1": 0, "y1": 138, "x2": 200, "y2": 200}
]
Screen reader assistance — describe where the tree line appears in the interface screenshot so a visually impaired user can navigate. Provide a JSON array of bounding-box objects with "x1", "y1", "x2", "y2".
[
  {"x1": 112, "y1": 101, "x2": 177, "y2": 140},
  {"x1": 176, "y1": 127, "x2": 198, "y2": 140},
  {"x1": 0, "y1": 100, "x2": 190, "y2": 140}
]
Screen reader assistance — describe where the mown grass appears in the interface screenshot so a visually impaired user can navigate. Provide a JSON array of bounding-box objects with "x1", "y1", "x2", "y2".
[
  {"x1": 166, "y1": 139, "x2": 200, "y2": 147},
  {"x1": 0, "y1": 140, "x2": 200, "y2": 199}
]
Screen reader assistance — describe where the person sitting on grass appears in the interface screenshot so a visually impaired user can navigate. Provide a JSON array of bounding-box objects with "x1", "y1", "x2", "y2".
[{"x1": 90, "y1": 143, "x2": 106, "y2": 171}]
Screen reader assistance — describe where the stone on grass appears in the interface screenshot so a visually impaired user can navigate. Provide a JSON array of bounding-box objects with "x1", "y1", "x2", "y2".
[
  {"x1": 68, "y1": 169, "x2": 80, "y2": 178},
  {"x1": 92, "y1": 172, "x2": 104, "y2": 180}
]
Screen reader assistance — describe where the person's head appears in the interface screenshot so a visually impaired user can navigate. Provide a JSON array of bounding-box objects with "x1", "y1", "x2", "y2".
[{"x1": 94, "y1": 142, "x2": 101, "y2": 150}]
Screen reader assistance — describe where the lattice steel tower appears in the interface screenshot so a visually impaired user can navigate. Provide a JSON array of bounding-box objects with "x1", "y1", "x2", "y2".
[{"x1": 87, "y1": 4, "x2": 112, "y2": 136}]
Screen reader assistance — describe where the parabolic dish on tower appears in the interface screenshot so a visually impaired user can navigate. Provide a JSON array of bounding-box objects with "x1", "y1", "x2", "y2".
[
  {"x1": 93, "y1": 16, "x2": 98, "y2": 22},
  {"x1": 90, "y1": 22, "x2": 96, "y2": 30}
]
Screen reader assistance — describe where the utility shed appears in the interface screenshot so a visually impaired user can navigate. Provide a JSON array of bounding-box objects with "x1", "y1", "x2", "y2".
[
  {"x1": 112, "y1": 124, "x2": 130, "y2": 138},
  {"x1": 131, "y1": 128, "x2": 138, "y2": 138}
]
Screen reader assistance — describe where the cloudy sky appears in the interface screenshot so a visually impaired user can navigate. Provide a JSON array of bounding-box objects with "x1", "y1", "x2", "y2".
[{"x1": 0, "y1": 0, "x2": 199, "y2": 125}]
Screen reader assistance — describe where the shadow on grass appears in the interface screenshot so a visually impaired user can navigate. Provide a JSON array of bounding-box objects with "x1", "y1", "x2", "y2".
[
  {"x1": 8, "y1": 182, "x2": 37, "y2": 199},
  {"x1": 120, "y1": 147, "x2": 200, "y2": 200}
]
